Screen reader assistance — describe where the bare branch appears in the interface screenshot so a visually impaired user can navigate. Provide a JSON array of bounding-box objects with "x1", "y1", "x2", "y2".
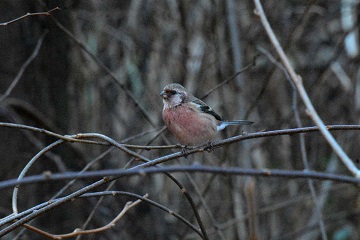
[
  {"x1": 0, "y1": 7, "x2": 60, "y2": 26},
  {"x1": 0, "y1": 32, "x2": 47, "y2": 103},
  {"x1": 200, "y1": 58, "x2": 257, "y2": 100},
  {"x1": 0, "y1": 166, "x2": 359, "y2": 192},
  {"x1": 53, "y1": 195, "x2": 146, "y2": 239},
  {"x1": 48, "y1": 15, "x2": 157, "y2": 128},
  {"x1": 22, "y1": 195, "x2": 146, "y2": 239},
  {"x1": 12, "y1": 140, "x2": 64, "y2": 214},
  {"x1": 253, "y1": 0, "x2": 360, "y2": 177}
]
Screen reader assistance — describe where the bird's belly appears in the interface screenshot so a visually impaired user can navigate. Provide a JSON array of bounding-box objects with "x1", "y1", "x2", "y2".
[{"x1": 163, "y1": 106, "x2": 217, "y2": 145}]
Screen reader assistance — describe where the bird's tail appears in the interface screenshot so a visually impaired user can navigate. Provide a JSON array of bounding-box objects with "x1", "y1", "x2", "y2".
[{"x1": 217, "y1": 120, "x2": 254, "y2": 131}]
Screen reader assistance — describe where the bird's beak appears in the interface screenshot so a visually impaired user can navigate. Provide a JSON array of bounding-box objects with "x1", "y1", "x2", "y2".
[{"x1": 160, "y1": 91, "x2": 168, "y2": 99}]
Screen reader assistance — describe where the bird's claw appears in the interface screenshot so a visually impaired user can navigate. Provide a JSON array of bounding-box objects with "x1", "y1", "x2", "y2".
[
  {"x1": 204, "y1": 141, "x2": 214, "y2": 152},
  {"x1": 181, "y1": 145, "x2": 189, "y2": 158}
]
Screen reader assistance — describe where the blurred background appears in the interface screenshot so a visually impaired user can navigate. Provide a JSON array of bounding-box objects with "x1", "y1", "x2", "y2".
[{"x1": 0, "y1": 0, "x2": 360, "y2": 239}]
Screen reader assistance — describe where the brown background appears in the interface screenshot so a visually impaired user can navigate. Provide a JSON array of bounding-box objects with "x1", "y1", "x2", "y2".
[{"x1": 0, "y1": 0, "x2": 359, "y2": 239}]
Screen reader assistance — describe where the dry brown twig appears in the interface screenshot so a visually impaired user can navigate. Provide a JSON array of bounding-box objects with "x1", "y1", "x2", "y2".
[
  {"x1": 0, "y1": 7, "x2": 60, "y2": 26},
  {"x1": 23, "y1": 194, "x2": 147, "y2": 239},
  {"x1": 253, "y1": 0, "x2": 360, "y2": 178}
]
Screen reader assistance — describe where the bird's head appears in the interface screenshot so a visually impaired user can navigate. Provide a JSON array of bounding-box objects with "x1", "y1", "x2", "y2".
[{"x1": 160, "y1": 83, "x2": 188, "y2": 108}]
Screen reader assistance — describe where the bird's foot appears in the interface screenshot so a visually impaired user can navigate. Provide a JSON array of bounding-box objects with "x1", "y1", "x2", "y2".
[
  {"x1": 204, "y1": 141, "x2": 214, "y2": 152},
  {"x1": 181, "y1": 145, "x2": 189, "y2": 158}
]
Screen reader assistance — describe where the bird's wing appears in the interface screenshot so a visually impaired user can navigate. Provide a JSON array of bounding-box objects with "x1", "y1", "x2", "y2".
[{"x1": 190, "y1": 98, "x2": 222, "y2": 121}]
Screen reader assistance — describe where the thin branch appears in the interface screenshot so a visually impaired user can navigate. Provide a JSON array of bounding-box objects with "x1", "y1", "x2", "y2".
[
  {"x1": 1, "y1": 166, "x2": 359, "y2": 192},
  {"x1": 188, "y1": 175, "x2": 226, "y2": 239},
  {"x1": 5, "y1": 191, "x2": 203, "y2": 239},
  {"x1": 0, "y1": 32, "x2": 47, "y2": 103},
  {"x1": 48, "y1": 15, "x2": 157, "y2": 128},
  {"x1": 55, "y1": 196, "x2": 145, "y2": 238},
  {"x1": 0, "y1": 178, "x2": 113, "y2": 236},
  {"x1": 0, "y1": 7, "x2": 60, "y2": 26},
  {"x1": 80, "y1": 191, "x2": 203, "y2": 237},
  {"x1": 258, "y1": 46, "x2": 327, "y2": 239},
  {"x1": 0, "y1": 201, "x2": 49, "y2": 226},
  {"x1": 74, "y1": 133, "x2": 150, "y2": 162},
  {"x1": 12, "y1": 148, "x2": 114, "y2": 239},
  {"x1": 0, "y1": 122, "x2": 107, "y2": 145},
  {"x1": 3, "y1": 124, "x2": 359, "y2": 235},
  {"x1": 0, "y1": 122, "x2": 179, "y2": 150},
  {"x1": 2, "y1": 122, "x2": 360, "y2": 161},
  {"x1": 12, "y1": 140, "x2": 65, "y2": 214},
  {"x1": 254, "y1": 0, "x2": 360, "y2": 177},
  {"x1": 128, "y1": 125, "x2": 360, "y2": 170},
  {"x1": 0, "y1": 165, "x2": 358, "y2": 236},
  {"x1": 26, "y1": 195, "x2": 147, "y2": 239},
  {"x1": 119, "y1": 126, "x2": 166, "y2": 144},
  {"x1": 115, "y1": 134, "x2": 210, "y2": 240},
  {"x1": 10, "y1": 133, "x2": 150, "y2": 214},
  {"x1": 200, "y1": 57, "x2": 257, "y2": 100}
]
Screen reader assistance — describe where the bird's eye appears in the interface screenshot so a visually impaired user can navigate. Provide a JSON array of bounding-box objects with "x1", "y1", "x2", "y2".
[{"x1": 169, "y1": 90, "x2": 177, "y2": 95}]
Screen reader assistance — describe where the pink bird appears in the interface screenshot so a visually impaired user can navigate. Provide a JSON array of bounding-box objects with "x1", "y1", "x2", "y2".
[{"x1": 160, "y1": 83, "x2": 253, "y2": 146}]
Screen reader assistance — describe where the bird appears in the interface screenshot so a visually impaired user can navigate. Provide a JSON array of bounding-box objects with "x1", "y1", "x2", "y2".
[{"x1": 160, "y1": 83, "x2": 253, "y2": 146}]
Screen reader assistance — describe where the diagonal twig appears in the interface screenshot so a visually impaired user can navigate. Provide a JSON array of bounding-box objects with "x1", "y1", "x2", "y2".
[
  {"x1": 0, "y1": 7, "x2": 60, "y2": 26},
  {"x1": 0, "y1": 32, "x2": 47, "y2": 103},
  {"x1": 254, "y1": 0, "x2": 360, "y2": 178}
]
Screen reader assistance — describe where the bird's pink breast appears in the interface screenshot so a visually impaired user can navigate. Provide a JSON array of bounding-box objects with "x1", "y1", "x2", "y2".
[{"x1": 162, "y1": 105, "x2": 218, "y2": 145}]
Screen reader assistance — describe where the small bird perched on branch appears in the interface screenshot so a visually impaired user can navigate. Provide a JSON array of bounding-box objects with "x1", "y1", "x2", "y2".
[{"x1": 160, "y1": 83, "x2": 253, "y2": 146}]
